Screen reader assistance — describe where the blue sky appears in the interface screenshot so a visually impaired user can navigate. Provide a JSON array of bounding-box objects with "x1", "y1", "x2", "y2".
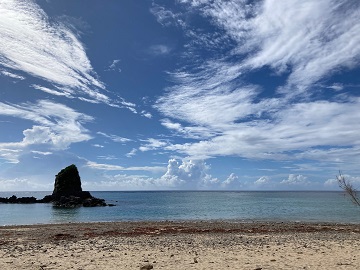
[{"x1": 1, "y1": 0, "x2": 360, "y2": 191}]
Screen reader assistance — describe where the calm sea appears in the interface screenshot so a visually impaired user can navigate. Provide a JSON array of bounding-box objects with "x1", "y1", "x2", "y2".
[{"x1": 1, "y1": 191, "x2": 359, "y2": 226}]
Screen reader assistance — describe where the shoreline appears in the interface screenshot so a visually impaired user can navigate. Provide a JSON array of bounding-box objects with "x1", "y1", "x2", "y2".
[{"x1": 1, "y1": 221, "x2": 360, "y2": 269}]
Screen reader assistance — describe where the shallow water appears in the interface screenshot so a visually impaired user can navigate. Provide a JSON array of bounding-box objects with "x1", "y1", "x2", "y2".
[{"x1": 1, "y1": 191, "x2": 359, "y2": 225}]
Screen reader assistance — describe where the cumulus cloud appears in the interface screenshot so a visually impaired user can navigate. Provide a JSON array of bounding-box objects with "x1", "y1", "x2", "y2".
[
  {"x1": 0, "y1": 100, "x2": 93, "y2": 162},
  {"x1": 82, "y1": 159, "x2": 219, "y2": 190},
  {"x1": 160, "y1": 159, "x2": 218, "y2": 188},
  {"x1": 281, "y1": 174, "x2": 309, "y2": 186},
  {"x1": 221, "y1": 173, "x2": 241, "y2": 189},
  {"x1": 254, "y1": 176, "x2": 270, "y2": 186},
  {"x1": 324, "y1": 174, "x2": 360, "y2": 187}
]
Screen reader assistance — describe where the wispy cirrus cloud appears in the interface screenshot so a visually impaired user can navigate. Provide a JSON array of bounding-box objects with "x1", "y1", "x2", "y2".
[
  {"x1": 97, "y1": 132, "x2": 132, "y2": 143},
  {"x1": 0, "y1": 0, "x2": 137, "y2": 110},
  {"x1": 0, "y1": 69, "x2": 25, "y2": 80},
  {"x1": 149, "y1": 44, "x2": 172, "y2": 56},
  {"x1": 106, "y1": 59, "x2": 122, "y2": 72},
  {"x1": 85, "y1": 161, "x2": 165, "y2": 173},
  {"x1": 152, "y1": 0, "x2": 360, "y2": 170}
]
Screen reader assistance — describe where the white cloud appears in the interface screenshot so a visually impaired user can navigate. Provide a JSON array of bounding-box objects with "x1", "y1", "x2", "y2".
[
  {"x1": 0, "y1": 177, "x2": 51, "y2": 191},
  {"x1": 141, "y1": 111, "x2": 152, "y2": 119},
  {"x1": 160, "y1": 158, "x2": 218, "y2": 188},
  {"x1": 150, "y1": 3, "x2": 182, "y2": 27},
  {"x1": 324, "y1": 174, "x2": 360, "y2": 188},
  {"x1": 156, "y1": 63, "x2": 261, "y2": 127},
  {"x1": 83, "y1": 159, "x2": 218, "y2": 190},
  {"x1": 0, "y1": 0, "x2": 112, "y2": 103},
  {"x1": 162, "y1": 98, "x2": 360, "y2": 164},
  {"x1": 31, "y1": 150, "x2": 52, "y2": 156},
  {"x1": 126, "y1": 148, "x2": 137, "y2": 158},
  {"x1": 0, "y1": 0, "x2": 135, "y2": 110},
  {"x1": 0, "y1": 100, "x2": 93, "y2": 162},
  {"x1": 254, "y1": 176, "x2": 270, "y2": 186},
  {"x1": 180, "y1": 0, "x2": 360, "y2": 96},
  {"x1": 244, "y1": 0, "x2": 360, "y2": 95},
  {"x1": 149, "y1": 44, "x2": 171, "y2": 56},
  {"x1": 85, "y1": 161, "x2": 166, "y2": 174},
  {"x1": 221, "y1": 173, "x2": 240, "y2": 188},
  {"x1": 281, "y1": 174, "x2": 309, "y2": 186},
  {"x1": 32, "y1": 84, "x2": 72, "y2": 97},
  {"x1": 326, "y1": 83, "x2": 344, "y2": 92},
  {"x1": 107, "y1": 59, "x2": 122, "y2": 72},
  {"x1": 92, "y1": 144, "x2": 104, "y2": 148},
  {"x1": 97, "y1": 155, "x2": 118, "y2": 160},
  {"x1": 0, "y1": 69, "x2": 25, "y2": 80},
  {"x1": 153, "y1": 0, "x2": 360, "y2": 169},
  {"x1": 161, "y1": 119, "x2": 217, "y2": 139},
  {"x1": 139, "y1": 138, "x2": 169, "y2": 152},
  {"x1": 97, "y1": 132, "x2": 132, "y2": 143},
  {"x1": 83, "y1": 173, "x2": 173, "y2": 191}
]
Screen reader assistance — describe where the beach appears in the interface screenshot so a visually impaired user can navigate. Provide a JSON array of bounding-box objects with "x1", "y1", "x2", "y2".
[{"x1": 0, "y1": 221, "x2": 359, "y2": 270}]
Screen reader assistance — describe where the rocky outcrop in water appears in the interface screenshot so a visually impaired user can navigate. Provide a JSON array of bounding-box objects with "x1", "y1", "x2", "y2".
[
  {"x1": 0, "y1": 195, "x2": 38, "y2": 204},
  {"x1": 0, "y1": 164, "x2": 108, "y2": 208}
]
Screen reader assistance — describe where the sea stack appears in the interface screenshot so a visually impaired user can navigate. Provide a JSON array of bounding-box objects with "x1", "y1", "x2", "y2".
[
  {"x1": 0, "y1": 164, "x2": 108, "y2": 207},
  {"x1": 53, "y1": 164, "x2": 83, "y2": 198},
  {"x1": 49, "y1": 164, "x2": 107, "y2": 208}
]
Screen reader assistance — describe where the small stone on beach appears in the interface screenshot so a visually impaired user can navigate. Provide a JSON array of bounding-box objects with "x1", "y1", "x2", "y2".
[{"x1": 140, "y1": 263, "x2": 153, "y2": 270}]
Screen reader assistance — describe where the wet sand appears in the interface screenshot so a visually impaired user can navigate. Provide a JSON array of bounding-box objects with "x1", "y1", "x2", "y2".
[{"x1": 1, "y1": 221, "x2": 359, "y2": 269}]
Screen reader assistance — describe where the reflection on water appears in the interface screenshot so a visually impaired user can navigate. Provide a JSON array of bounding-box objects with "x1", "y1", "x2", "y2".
[{"x1": 50, "y1": 206, "x2": 81, "y2": 223}]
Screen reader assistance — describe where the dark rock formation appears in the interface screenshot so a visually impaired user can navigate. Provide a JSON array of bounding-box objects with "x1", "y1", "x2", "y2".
[
  {"x1": 52, "y1": 164, "x2": 83, "y2": 198},
  {"x1": 0, "y1": 195, "x2": 37, "y2": 204},
  {"x1": 0, "y1": 164, "x2": 108, "y2": 207},
  {"x1": 49, "y1": 164, "x2": 107, "y2": 207}
]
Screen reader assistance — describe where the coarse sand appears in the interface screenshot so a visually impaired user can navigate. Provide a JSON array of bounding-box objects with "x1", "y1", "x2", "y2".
[{"x1": 1, "y1": 221, "x2": 359, "y2": 269}]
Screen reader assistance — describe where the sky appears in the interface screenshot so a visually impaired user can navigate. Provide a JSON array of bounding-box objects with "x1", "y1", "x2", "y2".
[{"x1": 1, "y1": 0, "x2": 360, "y2": 191}]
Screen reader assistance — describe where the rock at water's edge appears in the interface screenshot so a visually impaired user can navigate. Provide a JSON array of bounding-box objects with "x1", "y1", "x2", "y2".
[
  {"x1": 52, "y1": 164, "x2": 83, "y2": 198},
  {"x1": 50, "y1": 164, "x2": 107, "y2": 207},
  {"x1": 0, "y1": 164, "x2": 109, "y2": 207}
]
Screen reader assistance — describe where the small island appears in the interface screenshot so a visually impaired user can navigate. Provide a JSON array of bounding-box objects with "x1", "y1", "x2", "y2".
[{"x1": 0, "y1": 164, "x2": 108, "y2": 208}]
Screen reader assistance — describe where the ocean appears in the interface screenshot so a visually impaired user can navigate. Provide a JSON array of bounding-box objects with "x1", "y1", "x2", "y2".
[{"x1": 1, "y1": 191, "x2": 360, "y2": 226}]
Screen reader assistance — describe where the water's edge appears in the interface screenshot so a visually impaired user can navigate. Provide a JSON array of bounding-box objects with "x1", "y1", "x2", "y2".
[{"x1": 1, "y1": 191, "x2": 359, "y2": 226}]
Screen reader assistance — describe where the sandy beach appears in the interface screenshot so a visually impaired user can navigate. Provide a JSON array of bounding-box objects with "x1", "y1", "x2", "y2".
[{"x1": 1, "y1": 221, "x2": 359, "y2": 269}]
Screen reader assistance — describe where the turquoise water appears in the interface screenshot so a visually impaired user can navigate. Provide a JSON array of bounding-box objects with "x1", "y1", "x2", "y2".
[{"x1": 1, "y1": 191, "x2": 360, "y2": 225}]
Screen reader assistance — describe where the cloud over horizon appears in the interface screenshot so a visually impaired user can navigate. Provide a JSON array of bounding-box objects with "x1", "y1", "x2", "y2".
[{"x1": 0, "y1": 100, "x2": 93, "y2": 163}]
